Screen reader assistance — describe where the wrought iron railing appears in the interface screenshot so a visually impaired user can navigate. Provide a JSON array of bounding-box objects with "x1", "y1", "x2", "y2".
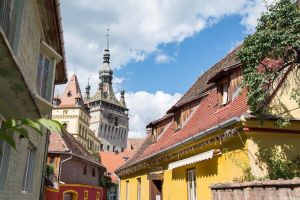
[{"x1": 0, "y1": 0, "x2": 17, "y2": 47}]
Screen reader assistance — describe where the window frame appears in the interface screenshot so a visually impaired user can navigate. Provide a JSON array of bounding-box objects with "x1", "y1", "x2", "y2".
[
  {"x1": 126, "y1": 180, "x2": 129, "y2": 200},
  {"x1": 36, "y1": 52, "x2": 52, "y2": 100},
  {"x1": 137, "y1": 177, "x2": 141, "y2": 200},
  {"x1": 21, "y1": 143, "x2": 37, "y2": 193},
  {"x1": 187, "y1": 168, "x2": 197, "y2": 200}
]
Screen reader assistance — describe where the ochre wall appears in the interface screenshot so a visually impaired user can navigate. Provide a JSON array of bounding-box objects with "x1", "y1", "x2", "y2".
[
  {"x1": 269, "y1": 67, "x2": 300, "y2": 118},
  {"x1": 119, "y1": 135, "x2": 248, "y2": 200},
  {"x1": 120, "y1": 174, "x2": 149, "y2": 200},
  {"x1": 247, "y1": 130, "x2": 300, "y2": 178}
]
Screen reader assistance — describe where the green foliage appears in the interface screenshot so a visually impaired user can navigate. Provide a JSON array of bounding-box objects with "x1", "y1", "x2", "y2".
[
  {"x1": 100, "y1": 175, "x2": 113, "y2": 188},
  {"x1": 237, "y1": 0, "x2": 300, "y2": 123},
  {"x1": 46, "y1": 164, "x2": 55, "y2": 178},
  {"x1": 257, "y1": 146, "x2": 300, "y2": 180},
  {"x1": 0, "y1": 118, "x2": 62, "y2": 150}
]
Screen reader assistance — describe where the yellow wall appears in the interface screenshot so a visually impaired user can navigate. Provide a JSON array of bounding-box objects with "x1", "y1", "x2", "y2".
[
  {"x1": 120, "y1": 134, "x2": 248, "y2": 200},
  {"x1": 269, "y1": 67, "x2": 300, "y2": 118},
  {"x1": 120, "y1": 174, "x2": 149, "y2": 200},
  {"x1": 247, "y1": 130, "x2": 300, "y2": 178}
]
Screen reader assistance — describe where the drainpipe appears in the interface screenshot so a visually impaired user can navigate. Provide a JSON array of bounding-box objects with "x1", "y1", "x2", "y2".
[{"x1": 59, "y1": 152, "x2": 73, "y2": 182}]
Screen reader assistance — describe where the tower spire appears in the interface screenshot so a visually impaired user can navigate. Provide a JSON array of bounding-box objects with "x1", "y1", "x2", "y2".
[
  {"x1": 106, "y1": 26, "x2": 109, "y2": 49},
  {"x1": 85, "y1": 76, "x2": 91, "y2": 99}
]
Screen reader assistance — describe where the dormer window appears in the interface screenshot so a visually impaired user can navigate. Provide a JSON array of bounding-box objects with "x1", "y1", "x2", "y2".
[
  {"x1": 174, "y1": 112, "x2": 181, "y2": 130},
  {"x1": 217, "y1": 76, "x2": 230, "y2": 106},
  {"x1": 220, "y1": 82, "x2": 229, "y2": 105}
]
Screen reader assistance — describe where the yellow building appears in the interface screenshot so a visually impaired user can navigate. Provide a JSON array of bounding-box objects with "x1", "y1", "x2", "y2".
[
  {"x1": 115, "y1": 47, "x2": 300, "y2": 200},
  {"x1": 52, "y1": 74, "x2": 101, "y2": 153}
]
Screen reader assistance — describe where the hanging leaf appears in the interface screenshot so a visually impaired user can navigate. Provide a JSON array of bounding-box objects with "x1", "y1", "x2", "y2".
[
  {"x1": 13, "y1": 126, "x2": 29, "y2": 139},
  {"x1": 0, "y1": 132, "x2": 16, "y2": 149},
  {"x1": 36, "y1": 118, "x2": 62, "y2": 134},
  {"x1": 3, "y1": 119, "x2": 17, "y2": 128},
  {"x1": 20, "y1": 119, "x2": 42, "y2": 135}
]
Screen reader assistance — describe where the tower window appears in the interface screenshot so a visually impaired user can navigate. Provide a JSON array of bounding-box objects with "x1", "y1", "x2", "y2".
[{"x1": 114, "y1": 117, "x2": 119, "y2": 126}]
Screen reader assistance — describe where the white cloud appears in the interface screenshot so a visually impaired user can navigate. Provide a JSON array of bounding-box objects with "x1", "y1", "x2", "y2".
[
  {"x1": 155, "y1": 54, "x2": 175, "y2": 64},
  {"x1": 124, "y1": 91, "x2": 182, "y2": 137},
  {"x1": 61, "y1": 0, "x2": 270, "y2": 73},
  {"x1": 58, "y1": 0, "x2": 273, "y2": 138}
]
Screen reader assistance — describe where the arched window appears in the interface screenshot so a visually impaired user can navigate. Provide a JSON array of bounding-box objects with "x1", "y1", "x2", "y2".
[{"x1": 63, "y1": 190, "x2": 78, "y2": 200}]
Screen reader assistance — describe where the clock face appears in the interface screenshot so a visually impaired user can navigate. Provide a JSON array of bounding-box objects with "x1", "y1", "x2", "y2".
[{"x1": 107, "y1": 113, "x2": 113, "y2": 123}]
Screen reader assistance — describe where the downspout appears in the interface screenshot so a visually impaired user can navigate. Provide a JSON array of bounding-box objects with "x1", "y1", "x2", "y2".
[{"x1": 59, "y1": 152, "x2": 73, "y2": 182}]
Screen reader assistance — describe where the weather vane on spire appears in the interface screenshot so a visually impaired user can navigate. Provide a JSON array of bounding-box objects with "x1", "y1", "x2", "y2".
[{"x1": 106, "y1": 26, "x2": 110, "y2": 49}]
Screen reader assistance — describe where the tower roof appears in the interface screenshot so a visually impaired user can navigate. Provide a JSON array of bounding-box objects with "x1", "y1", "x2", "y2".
[{"x1": 60, "y1": 74, "x2": 84, "y2": 107}]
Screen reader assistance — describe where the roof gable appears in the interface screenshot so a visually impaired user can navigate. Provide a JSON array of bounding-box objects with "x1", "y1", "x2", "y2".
[{"x1": 59, "y1": 74, "x2": 84, "y2": 107}]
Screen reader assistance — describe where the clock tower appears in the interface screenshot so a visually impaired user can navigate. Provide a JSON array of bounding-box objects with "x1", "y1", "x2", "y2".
[{"x1": 85, "y1": 30, "x2": 129, "y2": 152}]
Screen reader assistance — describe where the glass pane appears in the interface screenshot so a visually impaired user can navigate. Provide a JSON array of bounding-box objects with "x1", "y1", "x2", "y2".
[
  {"x1": 41, "y1": 57, "x2": 50, "y2": 98},
  {"x1": 36, "y1": 54, "x2": 44, "y2": 94},
  {"x1": 22, "y1": 148, "x2": 30, "y2": 191}
]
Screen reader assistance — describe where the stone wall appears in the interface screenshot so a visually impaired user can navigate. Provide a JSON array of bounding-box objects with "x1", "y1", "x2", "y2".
[{"x1": 211, "y1": 178, "x2": 300, "y2": 200}]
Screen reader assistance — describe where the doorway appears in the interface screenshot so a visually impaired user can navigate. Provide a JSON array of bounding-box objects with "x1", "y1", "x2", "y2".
[{"x1": 150, "y1": 180, "x2": 162, "y2": 200}]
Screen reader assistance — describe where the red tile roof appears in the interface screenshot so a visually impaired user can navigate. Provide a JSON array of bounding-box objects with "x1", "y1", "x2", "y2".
[
  {"x1": 59, "y1": 74, "x2": 84, "y2": 107},
  {"x1": 49, "y1": 131, "x2": 103, "y2": 167},
  {"x1": 99, "y1": 138, "x2": 145, "y2": 181},
  {"x1": 117, "y1": 47, "x2": 249, "y2": 171},
  {"x1": 168, "y1": 46, "x2": 241, "y2": 112}
]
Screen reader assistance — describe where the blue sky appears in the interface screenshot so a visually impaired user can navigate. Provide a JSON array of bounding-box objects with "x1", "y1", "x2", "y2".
[
  {"x1": 59, "y1": 0, "x2": 268, "y2": 137},
  {"x1": 115, "y1": 15, "x2": 247, "y2": 94}
]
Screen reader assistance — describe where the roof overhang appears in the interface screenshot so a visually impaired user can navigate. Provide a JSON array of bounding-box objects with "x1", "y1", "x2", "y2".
[
  {"x1": 166, "y1": 90, "x2": 211, "y2": 114},
  {"x1": 116, "y1": 116, "x2": 241, "y2": 174},
  {"x1": 0, "y1": 29, "x2": 40, "y2": 119},
  {"x1": 207, "y1": 63, "x2": 240, "y2": 84},
  {"x1": 39, "y1": 0, "x2": 67, "y2": 84},
  {"x1": 168, "y1": 149, "x2": 221, "y2": 170}
]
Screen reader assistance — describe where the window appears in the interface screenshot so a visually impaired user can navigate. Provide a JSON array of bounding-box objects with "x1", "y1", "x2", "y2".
[
  {"x1": 126, "y1": 180, "x2": 129, "y2": 200},
  {"x1": 107, "y1": 145, "x2": 110, "y2": 151},
  {"x1": 187, "y1": 169, "x2": 197, "y2": 200},
  {"x1": 22, "y1": 144, "x2": 37, "y2": 192},
  {"x1": 92, "y1": 166, "x2": 96, "y2": 177},
  {"x1": 63, "y1": 191, "x2": 78, "y2": 200},
  {"x1": 84, "y1": 190, "x2": 88, "y2": 200},
  {"x1": 221, "y1": 82, "x2": 229, "y2": 105},
  {"x1": 0, "y1": 117, "x2": 11, "y2": 190},
  {"x1": 137, "y1": 178, "x2": 141, "y2": 200},
  {"x1": 96, "y1": 192, "x2": 100, "y2": 200},
  {"x1": 36, "y1": 53, "x2": 51, "y2": 100},
  {"x1": 83, "y1": 164, "x2": 87, "y2": 175},
  {"x1": 114, "y1": 117, "x2": 119, "y2": 126},
  {"x1": 0, "y1": 0, "x2": 25, "y2": 51},
  {"x1": 174, "y1": 111, "x2": 181, "y2": 130},
  {"x1": 0, "y1": 139, "x2": 11, "y2": 190},
  {"x1": 113, "y1": 146, "x2": 115, "y2": 152}
]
